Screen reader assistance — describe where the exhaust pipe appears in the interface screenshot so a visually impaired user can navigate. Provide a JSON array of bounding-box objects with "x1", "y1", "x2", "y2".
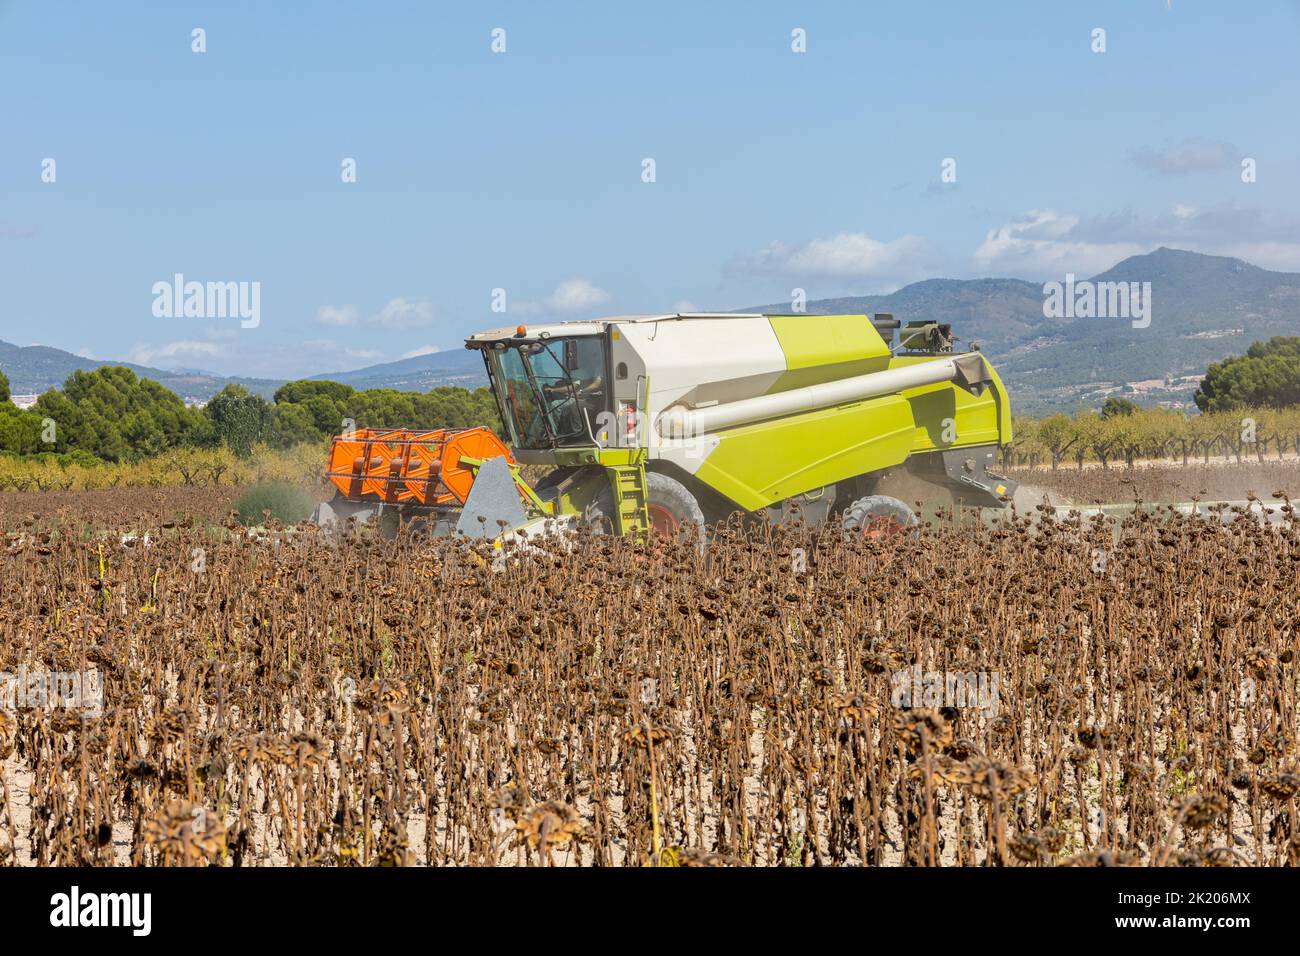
[{"x1": 657, "y1": 353, "x2": 990, "y2": 438}]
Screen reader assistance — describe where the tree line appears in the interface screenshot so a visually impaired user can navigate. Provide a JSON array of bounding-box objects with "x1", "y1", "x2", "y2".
[
  {"x1": 0, "y1": 366, "x2": 500, "y2": 462},
  {"x1": 2, "y1": 335, "x2": 1298, "y2": 468},
  {"x1": 1008, "y1": 337, "x2": 1300, "y2": 470},
  {"x1": 1009, "y1": 400, "x2": 1300, "y2": 470}
]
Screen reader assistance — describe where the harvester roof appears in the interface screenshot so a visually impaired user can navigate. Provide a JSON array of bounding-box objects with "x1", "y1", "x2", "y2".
[{"x1": 464, "y1": 312, "x2": 765, "y2": 346}]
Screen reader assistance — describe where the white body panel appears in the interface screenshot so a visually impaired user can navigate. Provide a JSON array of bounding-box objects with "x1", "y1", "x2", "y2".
[{"x1": 607, "y1": 316, "x2": 787, "y2": 474}]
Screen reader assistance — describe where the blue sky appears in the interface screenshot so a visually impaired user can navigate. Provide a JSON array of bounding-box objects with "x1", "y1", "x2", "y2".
[{"x1": 2, "y1": 1, "x2": 1297, "y2": 378}]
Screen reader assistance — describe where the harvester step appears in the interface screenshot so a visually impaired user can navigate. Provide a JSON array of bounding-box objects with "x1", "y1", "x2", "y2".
[{"x1": 607, "y1": 464, "x2": 651, "y2": 536}]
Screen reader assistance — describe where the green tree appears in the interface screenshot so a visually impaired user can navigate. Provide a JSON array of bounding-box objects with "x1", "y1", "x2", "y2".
[
  {"x1": 1100, "y1": 396, "x2": 1139, "y2": 418},
  {"x1": 263, "y1": 380, "x2": 502, "y2": 449},
  {"x1": 1194, "y1": 337, "x2": 1300, "y2": 412},
  {"x1": 1034, "y1": 413, "x2": 1082, "y2": 470},
  {"x1": 272, "y1": 379, "x2": 354, "y2": 406},
  {"x1": 206, "y1": 384, "x2": 270, "y2": 458},
  {"x1": 0, "y1": 404, "x2": 43, "y2": 454},
  {"x1": 31, "y1": 366, "x2": 204, "y2": 461},
  {"x1": 266, "y1": 402, "x2": 322, "y2": 447},
  {"x1": 0, "y1": 369, "x2": 10, "y2": 404}
]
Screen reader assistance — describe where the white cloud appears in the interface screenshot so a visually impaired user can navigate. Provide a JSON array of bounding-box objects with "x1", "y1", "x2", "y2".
[
  {"x1": 127, "y1": 340, "x2": 225, "y2": 367},
  {"x1": 506, "y1": 279, "x2": 613, "y2": 317},
  {"x1": 300, "y1": 339, "x2": 385, "y2": 365},
  {"x1": 671, "y1": 299, "x2": 700, "y2": 313},
  {"x1": 401, "y1": 344, "x2": 442, "y2": 359},
  {"x1": 315, "y1": 298, "x2": 435, "y2": 329},
  {"x1": 1205, "y1": 241, "x2": 1300, "y2": 272},
  {"x1": 974, "y1": 205, "x2": 1300, "y2": 276},
  {"x1": 729, "y1": 232, "x2": 930, "y2": 282},
  {"x1": 973, "y1": 210, "x2": 1143, "y2": 277},
  {"x1": 1130, "y1": 138, "x2": 1239, "y2": 176},
  {"x1": 372, "y1": 297, "x2": 435, "y2": 329},
  {"x1": 548, "y1": 278, "x2": 611, "y2": 311},
  {"x1": 316, "y1": 304, "x2": 360, "y2": 326}
]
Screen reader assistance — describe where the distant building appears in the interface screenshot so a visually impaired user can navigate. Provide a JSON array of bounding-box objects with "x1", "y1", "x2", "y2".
[
  {"x1": 183, "y1": 397, "x2": 207, "y2": 409},
  {"x1": 10, "y1": 394, "x2": 39, "y2": 410}
]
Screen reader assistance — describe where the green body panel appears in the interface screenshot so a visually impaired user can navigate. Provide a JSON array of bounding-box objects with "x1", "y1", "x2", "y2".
[
  {"x1": 767, "y1": 314, "x2": 891, "y2": 392},
  {"x1": 537, "y1": 464, "x2": 607, "y2": 519},
  {"x1": 891, "y1": 354, "x2": 1014, "y2": 450},
  {"x1": 687, "y1": 353, "x2": 1013, "y2": 512},
  {"x1": 514, "y1": 447, "x2": 601, "y2": 467},
  {"x1": 692, "y1": 395, "x2": 916, "y2": 511},
  {"x1": 986, "y1": 362, "x2": 1015, "y2": 444},
  {"x1": 514, "y1": 446, "x2": 650, "y2": 468},
  {"x1": 529, "y1": 462, "x2": 648, "y2": 533},
  {"x1": 596, "y1": 448, "x2": 645, "y2": 467}
]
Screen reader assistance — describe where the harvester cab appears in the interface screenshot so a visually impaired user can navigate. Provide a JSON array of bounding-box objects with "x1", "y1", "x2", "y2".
[{"x1": 314, "y1": 312, "x2": 1018, "y2": 540}]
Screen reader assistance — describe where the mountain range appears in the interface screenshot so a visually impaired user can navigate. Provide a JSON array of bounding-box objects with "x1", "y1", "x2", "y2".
[
  {"x1": 0, "y1": 341, "x2": 485, "y2": 404},
  {"x1": 308, "y1": 350, "x2": 485, "y2": 391},
  {"x1": 3, "y1": 248, "x2": 1298, "y2": 414},
  {"x1": 0, "y1": 341, "x2": 285, "y2": 402},
  {"x1": 744, "y1": 247, "x2": 1300, "y2": 414}
]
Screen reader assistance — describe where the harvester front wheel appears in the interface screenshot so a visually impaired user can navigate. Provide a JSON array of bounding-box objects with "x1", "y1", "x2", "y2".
[
  {"x1": 586, "y1": 471, "x2": 707, "y2": 537},
  {"x1": 645, "y1": 472, "x2": 708, "y2": 536},
  {"x1": 841, "y1": 494, "x2": 918, "y2": 539}
]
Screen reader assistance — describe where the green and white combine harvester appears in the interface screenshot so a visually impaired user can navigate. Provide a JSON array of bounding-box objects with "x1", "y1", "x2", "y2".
[{"x1": 316, "y1": 312, "x2": 1017, "y2": 541}]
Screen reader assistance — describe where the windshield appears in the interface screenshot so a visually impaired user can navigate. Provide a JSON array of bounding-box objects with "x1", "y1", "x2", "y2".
[{"x1": 490, "y1": 337, "x2": 606, "y2": 448}]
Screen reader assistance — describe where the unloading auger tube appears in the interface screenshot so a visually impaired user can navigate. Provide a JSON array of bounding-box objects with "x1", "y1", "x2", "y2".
[{"x1": 655, "y1": 351, "x2": 992, "y2": 438}]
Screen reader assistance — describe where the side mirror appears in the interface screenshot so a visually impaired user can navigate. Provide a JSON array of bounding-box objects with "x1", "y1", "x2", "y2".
[{"x1": 563, "y1": 340, "x2": 580, "y2": 370}]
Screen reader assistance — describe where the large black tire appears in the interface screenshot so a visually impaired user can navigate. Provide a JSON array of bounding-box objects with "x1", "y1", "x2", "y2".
[
  {"x1": 585, "y1": 471, "x2": 707, "y2": 537},
  {"x1": 840, "y1": 494, "x2": 918, "y2": 537}
]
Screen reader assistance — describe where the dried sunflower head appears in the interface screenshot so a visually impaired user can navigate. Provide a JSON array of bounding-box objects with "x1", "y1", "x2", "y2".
[
  {"x1": 1180, "y1": 792, "x2": 1228, "y2": 830},
  {"x1": 0, "y1": 711, "x2": 15, "y2": 760},
  {"x1": 515, "y1": 801, "x2": 586, "y2": 853},
  {"x1": 659, "y1": 846, "x2": 739, "y2": 867},
  {"x1": 893, "y1": 708, "x2": 954, "y2": 754},
  {"x1": 622, "y1": 723, "x2": 672, "y2": 752},
  {"x1": 964, "y1": 757, "x2": 1035, "y2": 802},
  {"x1": 141, "y1": 800, "x2": 227, "y2": 864},
  {"x1": 1259, "y1": 772, "x2": 1300, "y2": 801}
]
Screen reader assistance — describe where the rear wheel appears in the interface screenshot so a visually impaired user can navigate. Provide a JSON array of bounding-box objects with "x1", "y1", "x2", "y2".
[{"x1": 840, "y1": 494, "x2": 918, "y2": 539}]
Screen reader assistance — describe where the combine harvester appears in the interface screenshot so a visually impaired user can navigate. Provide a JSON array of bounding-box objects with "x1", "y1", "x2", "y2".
[{"x1": 316, "y1": 312, "x2": 1017, "y2": 539}]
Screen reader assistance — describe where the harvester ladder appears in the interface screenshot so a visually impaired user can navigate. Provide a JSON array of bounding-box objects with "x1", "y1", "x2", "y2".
[{"x1": 608, "y1": 463, "x2": 650, "y2": 537}]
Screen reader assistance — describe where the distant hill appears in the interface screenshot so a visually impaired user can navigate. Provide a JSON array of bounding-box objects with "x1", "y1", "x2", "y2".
[
  {"x1": 744, "y1": 248, "x2": 1300, "y2": 414},
  {"x1": 0, "y1": 340, "x2": 282, "y2": 402},
  {"x1": 0, "y1": 341, "x2": 488, "y2": 403},
  {"x1": 310, "y1": 348, "x2": 486, "y2": 391}
]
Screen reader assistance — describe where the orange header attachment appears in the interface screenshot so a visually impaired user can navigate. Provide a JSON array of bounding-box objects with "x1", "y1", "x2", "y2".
[{"x1": 325, "y1": 426, "x2": 517, "y2": 506}]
